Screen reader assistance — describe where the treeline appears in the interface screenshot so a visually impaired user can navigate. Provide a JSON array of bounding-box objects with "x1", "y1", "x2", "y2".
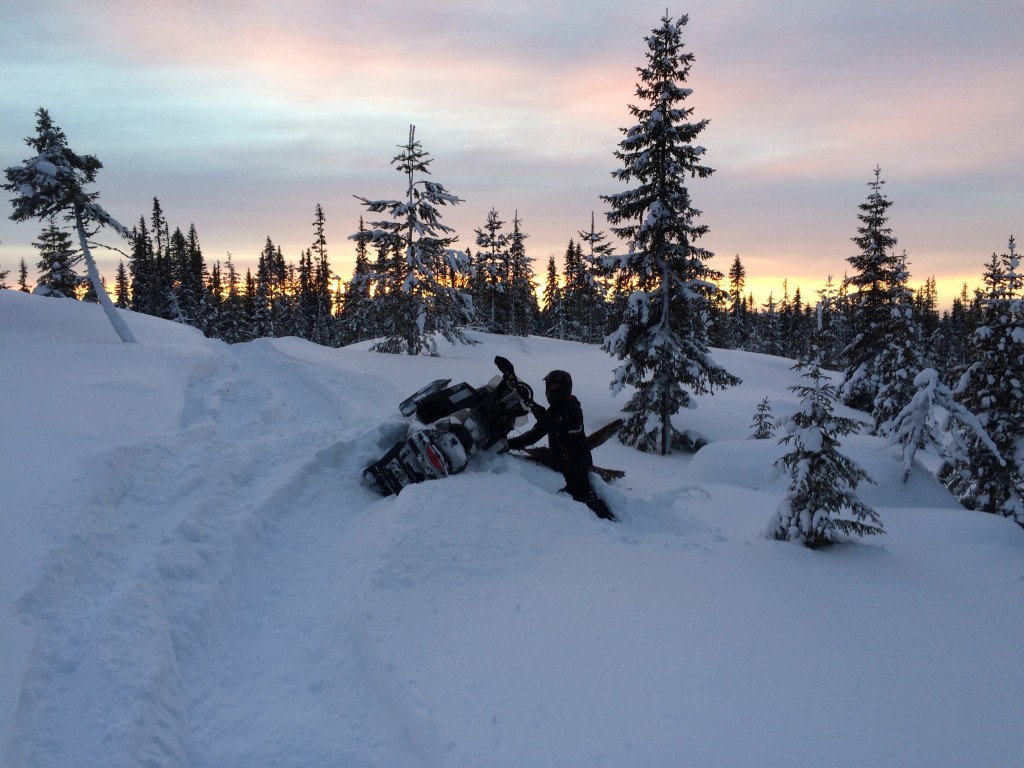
[{"x1": 3, "y1": 191, "x2": 1010, "y2": 382}]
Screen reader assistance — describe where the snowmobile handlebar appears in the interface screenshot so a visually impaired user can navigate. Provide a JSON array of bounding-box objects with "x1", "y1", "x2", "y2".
[{"x1": 494, "y1": 356, "x2": 536, "y2": 408}]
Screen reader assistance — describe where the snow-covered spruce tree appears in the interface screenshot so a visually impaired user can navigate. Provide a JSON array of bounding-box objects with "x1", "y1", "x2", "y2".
[
  {"x1": 354, "y1": 126, "x2": 472, "y2": 355},
  {"x1": 216, "y1": 255, "x2": 252, "y2": 344},
  {"x1": 768, "y1": 352, "x2": 883, "y2": 548},
  {"x1": 506, "y1": 212, "x2": 539, "y2": 337},
  {"x1": 540, "y1": 254, "x2": 565, "y2": 339},
  {"x1": 725, "y1": 254, "x2": 749, "y2": 349},
  {"x1": 870, "y1": 250, "x2": 926, "y2": 435},
  {"x1": 750, "y1": 396, "x2": 775, "y2": 439},
  {"x1": 813, "y1": 275, "x2": 845, "y2": 369},
  {"x1": 472, "y1": 208, "x2": 509, "y2": 333},
  {"x1": 572, "y1": 212, "x2": 615, "y2": 344},
  {"x1": 114, "y1": 261, "x2": 130, "y2": 308},
  {"x1": 3, "y1": 108, "x2": 136, "y2": 342},
  {"x1": 840, "y1": 166, "x2": 899, "y2": 411},
  {"x1": 601, "y1": 12, "x2": 739, "y2": 455},
  {"x1": 942, "y1": 238, "x2": 1023, "y2": 524},
  {"x1": 337, "y1": 217, "x2": 377, "y2": 345},
  {"x1": 892, "y1": 368, "x2": 1001, "y2": 483},
  {"x1": 32, "y1": 215, "x2": 80, "y2": 297},
  {"x1": 307, "y1": 203, "x2": 334, "y2": 347}
]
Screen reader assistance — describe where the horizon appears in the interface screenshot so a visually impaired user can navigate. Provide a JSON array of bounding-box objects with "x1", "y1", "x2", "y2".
[{"x1": 2, "y1": 1, "x2": 1021, "y2": 312}]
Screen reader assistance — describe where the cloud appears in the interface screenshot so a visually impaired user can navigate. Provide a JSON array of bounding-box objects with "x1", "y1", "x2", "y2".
[{"x1": 2, "y1": 0, "x2": 1021, "y2": 310}]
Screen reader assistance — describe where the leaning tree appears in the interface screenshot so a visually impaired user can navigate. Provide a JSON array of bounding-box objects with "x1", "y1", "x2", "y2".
[{"x1": 3, "y1": 108, "x2": 136, "y2": 342}]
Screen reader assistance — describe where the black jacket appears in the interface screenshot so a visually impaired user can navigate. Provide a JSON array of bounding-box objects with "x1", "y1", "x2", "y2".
[{"x1": 508, "y1": 395, "x2": 592, "y2": 472}]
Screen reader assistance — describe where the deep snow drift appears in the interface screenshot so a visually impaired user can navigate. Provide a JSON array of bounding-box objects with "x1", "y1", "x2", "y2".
[{"x1": 1, "y1": 289, "x2": 1022, "y2": 768}]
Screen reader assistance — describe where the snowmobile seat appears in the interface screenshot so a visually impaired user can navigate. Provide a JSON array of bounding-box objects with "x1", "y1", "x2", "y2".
[{"x1": 416, "y1": 382, "x2": 482, "y2": 424}]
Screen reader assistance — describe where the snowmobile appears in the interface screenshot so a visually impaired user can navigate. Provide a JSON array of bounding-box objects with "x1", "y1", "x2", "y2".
[{"x1": 363, "y1": 356, "x2": 537, "y2": 496}]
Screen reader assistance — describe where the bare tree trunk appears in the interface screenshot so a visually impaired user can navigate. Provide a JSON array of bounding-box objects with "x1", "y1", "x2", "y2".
[{"x1": 75, "y1": 206, "x2": 136, "y2": 343}]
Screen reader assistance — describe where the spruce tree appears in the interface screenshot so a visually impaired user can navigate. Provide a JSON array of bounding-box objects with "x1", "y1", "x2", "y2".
[
  {"x1": 3, "y1": 108, "x2": 136, "y2": 341},
  {"x1": 943, "y1": 238, "x2": 1023, "y2": 524},
  {"x1": 506, "y1": 212, "x2": 538, "y2": 337},
  {"x1": 727, "y1": 254, "x2": 748, "y2": 348},
  {"x1": 252, "y1": 237, "x2": 277, "y2": 338},
  {"x1": 768, "y1": 355, "x2": 883, "y2": 547},
  {"x1": 750, "y1": 396, "x2": 775, "y2": 439},
  {"x1": 473, "y1": 208, "x2": 508, "y2": 333},
  {"x1": 355, "y1": 125, "x2": 472, "y2": 355},
  {"x1": 601, "y1": 12, "x2": 739, "y2": 454},
  {"x1": 870, "y1": 250, "x2": 926, "y2": 435},
  {"x1": 540, "y1": 254, "x2": 565, "y2": 339},
  {"x1": 561, "y1": 239, "x2": 584, "y2": 339},
  {"x1": 217, "y1": 255, "x2": 251, "y2": 344},
  {"x1": 206, "y1": 260, "x2": 223, "y2": 336},
  {"x1": 893, "y1": 368, "x2": 999, "y2": 483},
  {"x1": 339, "y1": 217, "x2": 377, "y2": 345},
  {"x1": 574, "y1": 212, "x2": 614, "y2": 343},
  {"x1": 813, "y1": 275, "x2": 844, "y2": 368},
  {"x1": 32, "y1": 216, "x2": 79, "y2": 297},
  {"x1": 309, "y1": 203, "x2": 334, "y2": 346},
  {"x1": 114, "y1": 261, "x2": 130, "y2": 308},
  {"x1": 841, "y1": 166, "x2": 899, "y2": 410},
  {"x1": 128, "y1": 216, "x2": 154, "y2": 314},
  {"x1": 148, "y1": 198, "x2": 174, "y2": 320}
]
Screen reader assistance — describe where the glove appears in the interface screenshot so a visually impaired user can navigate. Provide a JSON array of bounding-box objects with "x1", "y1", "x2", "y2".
[{"x1": 507, "y1": 435, "x2": 529, "y2": 451}]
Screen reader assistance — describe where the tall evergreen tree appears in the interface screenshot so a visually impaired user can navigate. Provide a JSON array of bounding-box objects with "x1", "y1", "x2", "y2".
[
  {"x1": 726, "y1": 254, "x2": 748, "y2": 348},
  {"x1": 943, "y1": 238, "x2": 1024, "y2": 524},
  {"x1": 114, "y1": 260, "x2": 130, "y2": 308},
  {"x1": 540, "y1": 254, "x2": 565, "y2": 339},
  {"x1": 309, "y1": 203, "x2": 334, "y2": 346},
  {"x1": 473, "y1": 208, "x2": 509, "y2": 333},
  {"x1": 339, "y1": 217, "x2": 378, "y2": 345},
  {"x1": 841, "y1": 166, "x2": 899, "y2": 410},
  {"x1": 601, "y1": 13, "x2": 739, "y2": 454},
  {"x1": 3, "y1": 108, "x2": 136, "y2": 341},
  {"x1": 128, "y1": 216, "x2": 155, "y2": 315},
  {"x1": 217, "y1": 255, "x2": 251, "y2": 344},
  {"x1": 573, "y1": 212, "x2": 614, "y2": 343},
  {"x1": 149, "y1": 198, "x2": 174, "y2": 319},
  {"x1": 252, "y1": 237, "x2": 278, "y2": 338},
  {"x1": 354, "y1": 125, "x2": 473, "y2": 355},
  {"x1": 505, "y1": 212, "x2": 538, "y2": 336},
  {"x1": 813, "y1": 275, "x2": 844, "y2": 368},
  {"x1": 870, "y1": 250, "x2": 926, "y2": 435}
]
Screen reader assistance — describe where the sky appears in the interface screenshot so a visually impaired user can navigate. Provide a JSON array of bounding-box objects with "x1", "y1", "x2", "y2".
[{"x1": 1, "y1": 0, "x2": 1021, "y2": 308}]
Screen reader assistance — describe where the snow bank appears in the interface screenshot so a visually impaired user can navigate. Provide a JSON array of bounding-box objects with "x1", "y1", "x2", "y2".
[{"x1": 2, "y1": 289, "x2": 1022, "y2": 768}]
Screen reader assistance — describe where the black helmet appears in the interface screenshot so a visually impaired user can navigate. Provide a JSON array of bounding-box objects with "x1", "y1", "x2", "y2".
[{"x1": 543, "y1": 369, "x2": 572, "y2": 404}]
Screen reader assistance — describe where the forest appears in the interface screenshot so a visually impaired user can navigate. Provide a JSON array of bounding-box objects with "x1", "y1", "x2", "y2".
[{"x1": 2, "y1": 13, "x2": 1021, "y2": 533}]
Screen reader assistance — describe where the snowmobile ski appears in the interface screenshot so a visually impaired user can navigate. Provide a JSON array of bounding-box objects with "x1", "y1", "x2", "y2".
[{"x1": 514, "y1": 419, "x2": 626, "y2": 482}]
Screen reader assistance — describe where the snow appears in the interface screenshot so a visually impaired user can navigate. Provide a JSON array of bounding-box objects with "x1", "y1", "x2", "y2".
[{"x1": 2, "y1": 288, "x2": 1023, "y2": 768}]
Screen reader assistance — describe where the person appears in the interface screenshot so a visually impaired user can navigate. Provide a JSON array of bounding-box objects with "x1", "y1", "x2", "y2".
[{"x1": 507, "y1": 369, "x2": 618, "y2": 522}]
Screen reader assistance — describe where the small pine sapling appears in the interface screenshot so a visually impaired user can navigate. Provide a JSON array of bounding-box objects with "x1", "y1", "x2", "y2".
[
  {"x1": 750, "y1": 396, "x2": 775, "y2": 439},
  {"x1": 768, "y1": 360, "x2": 884, "y2": 548}
]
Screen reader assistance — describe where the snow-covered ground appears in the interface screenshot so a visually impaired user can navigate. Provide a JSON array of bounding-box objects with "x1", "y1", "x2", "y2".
[{"x1": 2, "y1": 288, "x2": 1022, "y2": 768}]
